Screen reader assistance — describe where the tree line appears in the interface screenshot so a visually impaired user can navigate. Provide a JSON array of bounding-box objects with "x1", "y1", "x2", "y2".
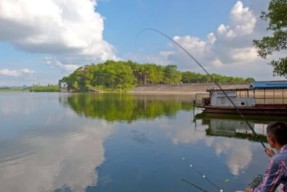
[
  {"x1": 59, "y1": 60, "x2": 255, "y2": 92},
  {"x1": 30, "y1": 84, "x2": 60, "y2": 92}
]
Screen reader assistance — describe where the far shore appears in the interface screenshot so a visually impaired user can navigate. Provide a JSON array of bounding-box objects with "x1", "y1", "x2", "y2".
[
  {"x1": 128, "y1": 83, "x2": 250, "y2": 95},
  {"x1": 1, "y1": 83, "x2": 251, "y2": 95}
]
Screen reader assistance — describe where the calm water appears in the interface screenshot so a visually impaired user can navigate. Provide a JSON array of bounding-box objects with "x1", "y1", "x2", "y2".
[{"x1": 0, "y1": 92, "x2": 281, "y2": 192}]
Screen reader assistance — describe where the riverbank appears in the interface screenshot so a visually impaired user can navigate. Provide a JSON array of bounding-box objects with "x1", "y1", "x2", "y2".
[{"x1": 129, "y1": 83, "x2": 250, "y2": 95}]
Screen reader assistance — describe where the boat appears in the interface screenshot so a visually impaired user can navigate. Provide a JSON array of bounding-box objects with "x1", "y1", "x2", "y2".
[{"x1": 194, "y1": 81, "x2": 287, "y2": 116}]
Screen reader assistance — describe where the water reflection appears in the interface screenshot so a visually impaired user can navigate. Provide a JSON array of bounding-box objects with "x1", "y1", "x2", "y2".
[
  {"x1": 195, "y1": 113, "x2": 270, "y2": 142},
  {"x1": 0, "y1": 92, "x2": 42, "y2": 115},
  {"x1": 130, "y1": 130, "x2": 154, "y2": 144},
  {"x1": 0, "y1": 120, "x2": 113, "y2": 192},
  {"x1": 60, "y1": 94, "x2": 193, "y2": 122},
  {"x1": 0, "y1": 93, "x2": 114, "y2": 192},
  {"x1": 1, "y1": 93, "x2": 284, "y2": 191},
  {"x1": 193, "y1": 113, "x2": 286, "y2": 176},
  {"x1": 171, "y1": 116, "x2": 256, "y2": 176}
]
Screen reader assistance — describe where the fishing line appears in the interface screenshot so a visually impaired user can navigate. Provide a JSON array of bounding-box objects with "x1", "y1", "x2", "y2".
[
  {"x1": 181, "y1": 178, "x2": 208, "y2": 192},
  {"x1": 182, "y1": 157, "x2": 224, "y2": 192},
  {"x1": 136, "y1": 28, "x2": 266, "y2": 149}
]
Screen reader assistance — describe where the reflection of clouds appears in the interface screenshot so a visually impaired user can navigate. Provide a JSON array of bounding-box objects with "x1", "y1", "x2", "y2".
[
  {"x1": 170, "y1": 118, "x2": 209, "y2": 145},
  {"x1": 172, "y1": 127, "x2": 206, "y2": 144},
  {"x1": 171, "y1": 123, "x2": 253, "y2": 176},
  {"x1": 226, "y1": 141, "x2": 252, "y2": 175},
  {"x1": 45, "y1": 107, "x2": 77, "y2": 125},
  {"x1": 0, "y1": 120, "x2": 114, "y2": 192},
  {"x1": 212, "y1": 139, "x2": 253, "y2": 175},
  {"x1": 214, "y1": 139, "x2": 232, "y2": 156},
  {"x1": 0, "y1": 93, "x2": 37, "y2": 115}
]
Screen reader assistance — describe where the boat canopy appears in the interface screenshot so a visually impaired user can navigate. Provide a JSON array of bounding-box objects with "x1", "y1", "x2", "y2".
[{"x1": 250, "y1": 81, "x2": 287, "y2": 89}]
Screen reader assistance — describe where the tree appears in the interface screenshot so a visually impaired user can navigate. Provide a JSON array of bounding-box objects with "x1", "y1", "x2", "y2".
[
  {"x1": 163, "y1": 65, "x2": 182, "y2": 84},
  {"x1": 245, "y1": 77, "x2": 255, "y2": 83},
  {"x1": 181, "y1": 71, "x2": 193, "y2": 83},
  {"x1": 142, "y1": 64, "x2": 164, "y2": 84},
  {"x1": 253, "y1": 0, "x2": 287, "y2": 77}
]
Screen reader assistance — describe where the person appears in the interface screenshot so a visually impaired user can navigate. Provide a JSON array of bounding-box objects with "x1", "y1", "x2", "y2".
[{"x1": 246, "y1": 122, "x2": 287, "y2": 192}]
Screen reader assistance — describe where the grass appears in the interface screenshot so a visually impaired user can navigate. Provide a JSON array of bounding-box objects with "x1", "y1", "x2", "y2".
[{"x1": 0, "y1": 88, "x2": 29, "y2": 92}]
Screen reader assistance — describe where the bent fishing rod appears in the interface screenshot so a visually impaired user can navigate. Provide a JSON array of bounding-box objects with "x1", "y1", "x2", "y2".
[{"x1": 136, "y1": 28, "x2": 266, "y2": 149}]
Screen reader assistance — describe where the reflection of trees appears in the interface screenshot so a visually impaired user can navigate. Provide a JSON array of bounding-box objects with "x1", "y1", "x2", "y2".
[
  {"x1": 61, "y1": 94, "x2": 193, "y2": 122},
  {"x1": 205, "y1": 128, "x2": 267, "y2": 143}
]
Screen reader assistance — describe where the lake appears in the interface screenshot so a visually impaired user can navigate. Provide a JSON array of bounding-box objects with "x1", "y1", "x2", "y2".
[{"x1": 0, "y1": 92, "x2": 281, "y2": 192}]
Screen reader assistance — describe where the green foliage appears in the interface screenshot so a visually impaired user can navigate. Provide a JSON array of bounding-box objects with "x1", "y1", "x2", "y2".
[
  {"x1": 0, "y1": 87, "x2": 29, "y2": 92},
  {"x1": 181, "y1": 71, "x2": 252, "y2": 83},
  {"x1": 253, "y1": 0, "x2": 287, "y2": 77},
  {"x1": 60, "y1": 61, "x2": 137, "y2": 92},
  {"x1": 163, "y1": 65, "x2": 182, "y2": 84},
  {"x1": 30, "y1": 84, "x2": 60, "y2": 92},
  {"x1": 60, "y1": 60, "x2": 254, "y2": 92},
  {"x1": 244, "y1": 77, "x2": 256, "y2": 83}
]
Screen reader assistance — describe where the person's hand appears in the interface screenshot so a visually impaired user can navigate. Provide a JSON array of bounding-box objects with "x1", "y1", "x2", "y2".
[
  {"x1": 264, "y1": 147, "x2": 275, "y2": 157},
  {"x1": 245, "y1": 187, "x2": 253, "y2": 192}
]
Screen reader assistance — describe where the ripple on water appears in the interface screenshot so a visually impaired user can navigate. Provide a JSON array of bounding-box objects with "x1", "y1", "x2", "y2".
[{"x1": 0, "y1": 140, "x2": 36, "y2": 167}]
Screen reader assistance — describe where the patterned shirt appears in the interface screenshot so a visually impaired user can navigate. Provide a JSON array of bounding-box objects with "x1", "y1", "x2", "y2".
[{"x1": 254, "y1": 144, "x2": 287, "y2": 192}]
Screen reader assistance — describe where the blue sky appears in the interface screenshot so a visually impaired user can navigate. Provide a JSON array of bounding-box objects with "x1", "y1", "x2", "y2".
[
  {"x1": 0, "y1": 0, "x2": 284, "y2": 86},
  {"x1": 97, "y1": 0, "x2": 234, "y2": 52}
]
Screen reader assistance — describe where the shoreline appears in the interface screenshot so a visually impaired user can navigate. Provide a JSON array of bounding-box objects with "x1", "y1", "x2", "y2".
[{"x1": 129, "y1": 83, "x2": 250, "y2": 95}]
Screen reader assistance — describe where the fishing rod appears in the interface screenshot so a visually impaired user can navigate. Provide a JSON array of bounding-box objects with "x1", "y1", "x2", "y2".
[{"x1": 136, "y1": 28, "x2": 266, "y2": 149}]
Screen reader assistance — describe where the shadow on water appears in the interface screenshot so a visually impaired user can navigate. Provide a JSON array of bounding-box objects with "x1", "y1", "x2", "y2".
[{"x1": 60, "y1": 93, "x2": 194, "y2": 122}]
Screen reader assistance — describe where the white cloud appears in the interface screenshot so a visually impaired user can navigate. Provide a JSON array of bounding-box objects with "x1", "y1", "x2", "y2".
[
  {"x1": 216, "y1": 1, "x2": 257, "y2": 40},
  {"x1": 0, "y1": 0, "x2": 117, "y2": 69},
  {"x1": 230, "y1": 1, "x2": 257, "y2": 35},
  {"x1": 147, "y1": 1, "x2": 284, "y2": 80},
  {"x1": 0, "y1": 68, "x2": 34, "y2": 77},
  {"x1": 173, "y1": 36, "x2": 207, "y2": 51},
  {"x1": 172, "y1": 1, "x2": 258, "y2": 67},
  {"x1": 43, "y1": 56, "x2": 79, "y2": 72},
  {"x1": 231, "y1": 47, "x2": 258, "y2": 62},
  {"x1": 217, "y1": 24, "x2": 236, "y2": 38}
]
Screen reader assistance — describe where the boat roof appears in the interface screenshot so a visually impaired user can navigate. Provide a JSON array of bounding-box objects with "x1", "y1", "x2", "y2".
[
  {"x1": 250, "y1": 80, "x2": 287, "y2": 89},
  {"x1": 206, "y1": 88, "x2": 252, "y2": 92},
  {"x1": 206, "y1": 81, "x2": 287, "y2": 92}
]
